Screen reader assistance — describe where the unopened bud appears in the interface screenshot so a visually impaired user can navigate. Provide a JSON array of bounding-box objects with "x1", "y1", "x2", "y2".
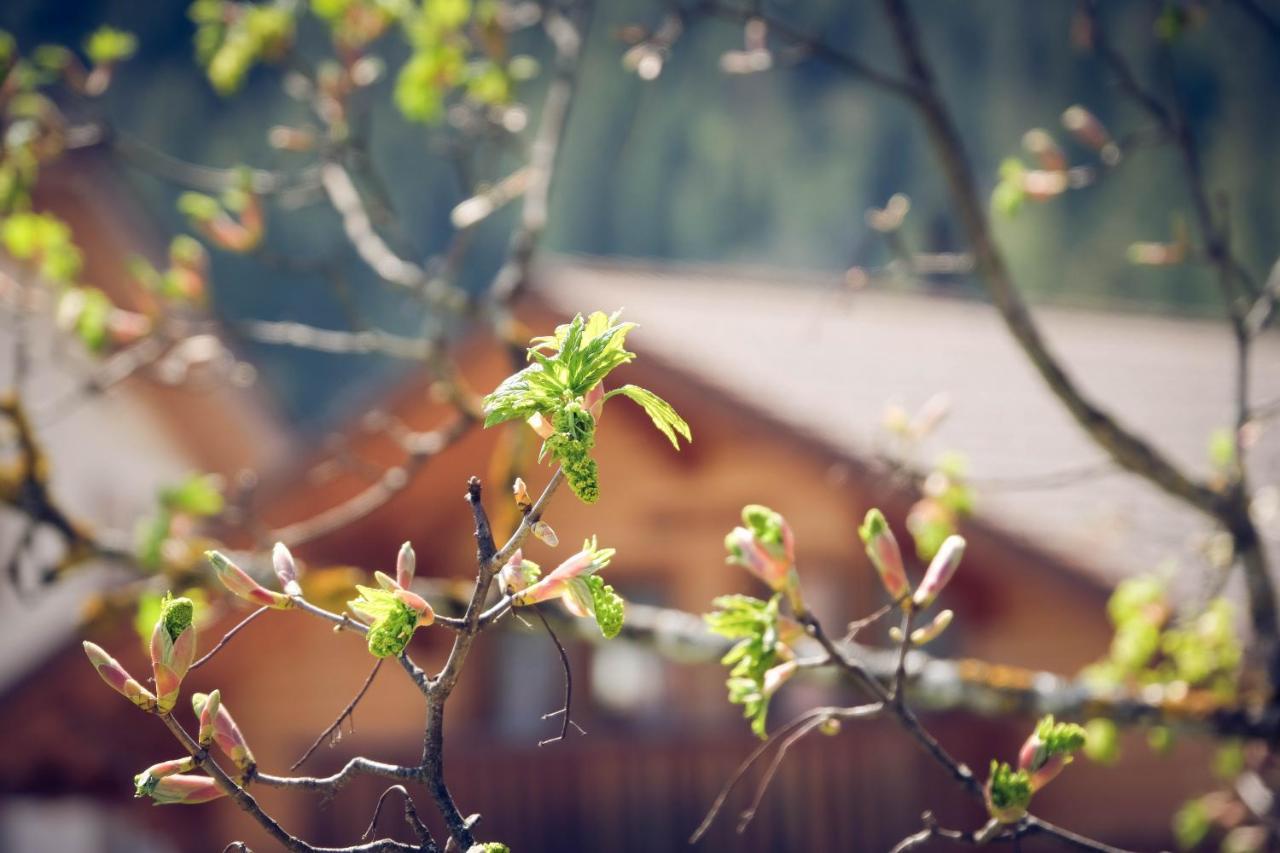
[
  {"x1": 859, "y1": 509, "x2": 910, "y2": 604},
  {"x1": 396, "y1": 541, "x2": 416, "y2": 589},
  {"x1": 151, "y1": 594, "x2": 197, "y2": 715},
  {"x1": 197, "y1": 688, "x2": 221, "y2": 746},
  {"x1": 207, "y1": 551, "x2": 294, "y2": 609},
  {"x1": 909, "y1": 609, "x2": 953, "y2": 645},
  {"x1": 513, "y1": 478, "x2": 532, "y2": 512},
  {"x1": 83, "y1": 641, "x2": 158, "y2": 712},
  {"x1": 267, "y1": 125, "x2": 315, "y2": 151},
  {"x1": 913, "y1": 535, "x2": 965, "y2": 609},
  {"x1": 532, "y1": 520, "x2": 558, "y2": 547},
  {"x1": 272, "y1": 542, "x2": 302, "y2": 596},
  {"x1": 136, "y1": 772, "x2": 225, "y2": 805},
  {"x1": 192, "y1": 691, "x2": 255, "y2": 774}
]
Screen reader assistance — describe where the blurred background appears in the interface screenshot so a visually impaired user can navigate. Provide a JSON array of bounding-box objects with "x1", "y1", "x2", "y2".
[{"x1": 0, "y1": 0, "x2": 1278, "y2": 850}]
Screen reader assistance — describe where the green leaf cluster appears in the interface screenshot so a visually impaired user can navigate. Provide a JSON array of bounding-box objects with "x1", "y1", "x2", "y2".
[
  {"x1": 1084, "y1": 576, "x2": 1241, "y2": 703},
  {"x1": 992, "y1": 157, "x2": 1027, "y2": 217},
  {"x1": 160, "y1": 593, "x2": 196, "y2": 642},
  {"x1": 349, "y1": 586, "x2": 420, "y2": 657},
  {"x1": 190, "y1": 0, "x2": 296, "y2": 95},
  {"x1": 135, "y1": 588, "x2": 208, "y2": 648},
  {"x1": 705, "y1": 594, "x2": 782, "y2": 738},
  {"x1": 135, "y1": 474, "x2": 224, "y2": 571},
  {"x1": 84, "y1": 26, "x2": 137, "y2": 66},
  {"x1": 1, "y1": 211, "x2": 82, "y2": 283},
  {"x1": 987, "y1": 760, "x2": 1032, "y2": 814},
  {"x1": 161, "y1": 474, "x2": 225, "y2": 517},
  {"x1": 1030, "y1": 715, "x2": 1086, "y2": 765},
  {"x1": 483, "y1": 312, "x2": 689, "y2": 504}
]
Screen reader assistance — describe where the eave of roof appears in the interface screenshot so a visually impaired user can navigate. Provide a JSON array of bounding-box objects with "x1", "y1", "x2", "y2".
[{"x1": 527, "y1": 255, "x2": 1280, "y2": 590}]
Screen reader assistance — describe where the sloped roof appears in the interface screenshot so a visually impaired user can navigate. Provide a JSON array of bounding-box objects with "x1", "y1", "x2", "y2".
[{"x1": 530, "y1": 256, "x2": 1280, "y2": 587}]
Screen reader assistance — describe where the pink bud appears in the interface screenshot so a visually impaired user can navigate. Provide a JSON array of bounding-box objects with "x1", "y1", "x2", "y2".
[
  {"x1": 858, "y1": 509, "x2": 910, "y2": 603},
  {"x1": 271, "y1": 542, "x2": 301, "y2": 596},
  {"x1": 197, "y1": 689, "x2": 221, "y2": 746},
  {"x1": 83, "y1": 642, "x2": 157, "y2": 712},
  {"x1": 499, "y1": 550, "x2": 540, "y2": 596},
  {"x1": 1018, "y1": 733, "x2": 1068, "y2": 792},
  {"x1": 913, "y1": 535, "x2": 965, "y2": 608},
  {"x1": 725, "y1": 527, "x2": 790, "y2": 591},
  {"x1": 192, "y1": 692, "x2": 255, "y2": 773},
  {"x1": 762, "y1": 660, "x2": 797, "y2": 698},
  {"x1": 395, "y1": 541, "x2": 415, "y2": 588},
  {"x1": 150, "y1": 597, "x2": 197, "y2": 716},
  {"x1": 206, "y1": 551, "x2": 293, "y2": 609},
  {"x1": 142, "y1": 774, "x2": 226, "y2": 805}
]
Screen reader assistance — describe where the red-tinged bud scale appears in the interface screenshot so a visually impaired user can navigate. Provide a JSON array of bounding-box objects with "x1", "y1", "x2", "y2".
[
  {"x1": 83, "y1": 641, "x2": 158, "y2": 712},
  {"x1": 192, "y1": 691, "x2": 256, "y2": 774},
  {"x1": 136, "y1": 773, "x2": 226, "y2": 805},
  {"x1": 913, "y1": 535, "x2": 966, "y2": 609},
  {"x1": 858, "y1": 509, "x2": 910, "y2": 603},
  {"x1": 207, "y1": 550, "x2": 294, "y2": 609}
]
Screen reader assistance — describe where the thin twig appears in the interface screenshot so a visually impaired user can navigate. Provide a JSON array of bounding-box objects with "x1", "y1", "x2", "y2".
[
  {"x1": 532, "y1": 605, "x2": 579, "y2": 746},
  {"x1": 191, "y1": 607, "x2": 269, "y2": 672},
  {"x1": 291, "y1": 658, "x2": 384, "y2": 770}
]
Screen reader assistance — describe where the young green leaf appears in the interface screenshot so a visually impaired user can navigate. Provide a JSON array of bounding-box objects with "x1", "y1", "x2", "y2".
[{"x1": 605, "y1": 384, "x2": 691, "y2": 449}]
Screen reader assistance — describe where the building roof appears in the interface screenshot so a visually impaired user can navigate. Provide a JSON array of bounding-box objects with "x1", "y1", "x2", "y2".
[{"x1": 530, "y1": 256, "x2": 1280, "y2": 588}]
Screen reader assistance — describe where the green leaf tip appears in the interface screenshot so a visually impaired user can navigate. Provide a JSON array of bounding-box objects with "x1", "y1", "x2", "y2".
[
  {"x1": 858, "y1": 508, "x2": 888, "y2": 544},
  {"x1": 1033, "y1": 715, "x2": 1087, "y2": 757},
  {"x1": 741, "y1": 504, "x2": 785, "y2": 546},
  {"x1": 160, "y1": 593, "x2": 194, "y2": 642}
]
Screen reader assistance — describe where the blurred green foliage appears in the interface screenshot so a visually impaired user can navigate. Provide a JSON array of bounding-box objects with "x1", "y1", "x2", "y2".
[{"x1": 2, "y1": 0, "x2": 1277, "y2": 427}]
